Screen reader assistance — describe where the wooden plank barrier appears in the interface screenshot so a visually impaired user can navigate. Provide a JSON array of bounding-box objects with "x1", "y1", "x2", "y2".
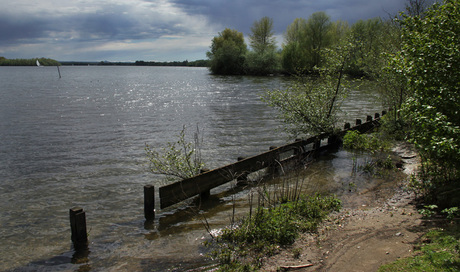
[{"x1": 152, "y1": 112, "x2": 385, "y2": 210}]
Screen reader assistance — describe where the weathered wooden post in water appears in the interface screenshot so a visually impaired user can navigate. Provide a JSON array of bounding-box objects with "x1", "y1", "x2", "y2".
[
  {"x1": 69, "y1": 207, "x2": 88, "y2": 249},
  {"x1": 199, "y1": 169, "x2": 211, "y2": 199},
  {"x1": 236, "y1": 157, "x2": 249, "y2": 185},
  {"x1": 144, "y1": 185, "x2": 155, "y2": 220}
]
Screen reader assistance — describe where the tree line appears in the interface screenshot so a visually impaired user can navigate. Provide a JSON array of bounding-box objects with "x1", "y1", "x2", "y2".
[
  {"x1": 207, "y1": 11, "x2": 403, "y2": 77},
  {"x1": 0, "y1": 57, "x2": 61, "y2": 66},
  {"x1": 259, "y1": 0, "x2": 459, "y2": 213},
  {"x1": 0, "y1": 57, "x2": 210, "y2": 67},
  {"x1": 59, "y1": 60, "x2": 210, "y2": 67}
]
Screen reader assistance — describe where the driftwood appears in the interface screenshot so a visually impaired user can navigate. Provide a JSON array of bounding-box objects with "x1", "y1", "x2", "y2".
[{"x1": 280, "y1": 263, "x2": 313, "y2": 270}]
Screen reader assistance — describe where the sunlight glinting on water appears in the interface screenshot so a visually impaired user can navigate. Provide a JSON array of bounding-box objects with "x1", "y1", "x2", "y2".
[{"x1": 0, "y1": 66, "x2": 383, "y2": 271}]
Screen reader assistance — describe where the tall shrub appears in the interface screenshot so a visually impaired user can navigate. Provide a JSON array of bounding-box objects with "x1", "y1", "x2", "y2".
[{"x1": 395, "y1": 0, "x2": 460, "y2": 197}]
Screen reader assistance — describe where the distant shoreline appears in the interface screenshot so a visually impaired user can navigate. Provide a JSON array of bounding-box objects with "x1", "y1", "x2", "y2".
[
  {"x1": 63, "y1": 60, "x2": 209, "y2": 67},
  {"x1": 0, "y1": 57, "x2": 209, "y2": 67}
]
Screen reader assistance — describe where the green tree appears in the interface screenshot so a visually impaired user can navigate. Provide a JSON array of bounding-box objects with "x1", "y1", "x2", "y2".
[
  {"x1": 246, "y1": 17, "x2": 279, "y2": 75},
  {"x1": 395, "y1": 0, "x2": 460, "y2": 196},
  {"x1": 284, "y1": 18, "x2": 307, "y2": 44},
  {"x1": 207, "y1": 28, "x2": 247, "y2": 75},
  {"x1": 305, "y1": 11, "x2": 333, "y2": 69},
  {"x1": 264, "y1": 43, "x2": 353, "y2": 137},
  {"x1": 347, "y1": 18, "x2": 385, "y2": 77},
  {"x1": 281, "y1": 12, "x2": 333, "y2": 74},
  {"x1": 248, "y1": 16, "x2": 276, "y2": 53},
  {"x1": 281, "y1": 18, "x2": 309, "y2": 74},
  {"x1": 405, "y1": 0, "x2": 434, "y2": 17}
]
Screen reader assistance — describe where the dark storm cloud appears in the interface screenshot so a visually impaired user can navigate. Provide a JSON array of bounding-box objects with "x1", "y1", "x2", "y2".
[
  {"x1": 171, "y1": 0, "x2": 406, "y2": 34},
  {"x1": 0, "y1": 16, "x2": 49, "y2": 43},
  {"x1": 0, "y1": 5, "x2": 188, "y2": 45},
  {"x1": 0, "y1": 0, "x2": 409, "y2": 61}
]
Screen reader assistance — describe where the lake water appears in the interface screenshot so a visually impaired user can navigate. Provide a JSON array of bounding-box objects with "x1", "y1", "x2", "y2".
[{"x1": 0, "y1": 66, "x2": 382, "y2": 271}]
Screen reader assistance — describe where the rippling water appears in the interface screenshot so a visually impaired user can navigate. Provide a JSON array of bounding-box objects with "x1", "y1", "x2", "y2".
[{"x1": 0, "y1": 66, "x2": 382, "y2": 271}]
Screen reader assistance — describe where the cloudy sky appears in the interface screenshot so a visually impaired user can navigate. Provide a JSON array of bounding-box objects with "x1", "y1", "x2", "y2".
[{"x1": 1, "y1": 0, "x2": 407, "y2": 62}]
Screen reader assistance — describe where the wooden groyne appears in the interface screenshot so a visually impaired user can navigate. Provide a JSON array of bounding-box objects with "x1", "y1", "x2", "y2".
[
  {"x1": 69, "y1": 111, "x2": 385, "y2": 250},
  {"x1": 144, "y1": 111, "x2": 385, "y2": 218}
]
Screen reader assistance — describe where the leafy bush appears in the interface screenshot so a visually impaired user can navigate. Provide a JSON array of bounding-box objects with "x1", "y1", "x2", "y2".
[
  {"x1": 207, "y1": 194, "x2": 341, "y2": 269},
  {"x1": 343, "y1": 130, "x2": 390, "y2": 153},
  {"x1": 145, "y1": 126, "x2": 204, "y2": 181},
  {"x1": 393, "y1": 0, "x2": 460, "y2": 200}
]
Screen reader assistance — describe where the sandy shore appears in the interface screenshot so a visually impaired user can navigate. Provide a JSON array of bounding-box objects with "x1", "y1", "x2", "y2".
[{"x1": 261, "y1": 142, "x2": 427, "y2": 271}]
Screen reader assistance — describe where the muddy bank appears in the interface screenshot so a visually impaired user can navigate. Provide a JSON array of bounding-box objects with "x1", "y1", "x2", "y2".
[{"x1": 261, "y1": 142, "x2": 425, "y2": 271}]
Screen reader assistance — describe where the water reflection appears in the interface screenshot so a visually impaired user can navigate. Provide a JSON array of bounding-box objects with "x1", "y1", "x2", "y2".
[{"x1": 0, "y1": 67, "x2": 387, "y2": 271}]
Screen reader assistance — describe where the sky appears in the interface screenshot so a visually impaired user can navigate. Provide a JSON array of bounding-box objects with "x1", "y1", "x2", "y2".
[{"x1": 0, "y1": 0, "x2": 408, "y2": 62}]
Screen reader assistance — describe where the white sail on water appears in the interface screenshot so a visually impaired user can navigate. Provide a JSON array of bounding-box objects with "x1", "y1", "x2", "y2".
[{"x1": 36, "y1": 60, "x2": 41, "y2": 66}]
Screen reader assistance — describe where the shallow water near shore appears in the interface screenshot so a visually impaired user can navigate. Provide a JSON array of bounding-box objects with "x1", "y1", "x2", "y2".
[{"x1": 0, "y1": 66, "x2": 383, "y2": 271}]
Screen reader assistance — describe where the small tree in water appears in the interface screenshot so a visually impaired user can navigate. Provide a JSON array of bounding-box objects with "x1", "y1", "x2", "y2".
[
  {"x1": 145, "y1": 125, "x2": 205, "y2": 181},
  {"x1": 263, "y1": 42, "x2": 354, "y2": 137}
]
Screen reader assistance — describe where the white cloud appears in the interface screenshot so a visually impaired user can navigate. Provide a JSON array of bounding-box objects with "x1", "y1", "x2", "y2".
[{"x1": 0, "y1": 0, "x2": 409, "y2": 61}]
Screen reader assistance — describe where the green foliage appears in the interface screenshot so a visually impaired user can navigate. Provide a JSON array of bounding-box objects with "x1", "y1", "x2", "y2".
[
  {"x1": 263, "y1": 77, "x2": 339, "y2": 136},
  {"x1": 246, "y1": 17, "x2": 280, "y2": 75},
  {"x1": 0, "y1": 57, "x2": 61, "y2": 66},
  {"x1": 207, "y1": 28, "x2": 248, "y2": 75},
  {"x1": 418, "y1": 204, "x2": 438, "y2": 218},
  {"x1": 145, "y1": 126, "x2": 204, "y2": 181},
  {"x1": 245, "y1": 50, "x2": 280, "y2": 76},
  {"x1": 395, "y1": 0, "x2": 460, "y2": 195},
  {"x1": 208, "y1": 194, "x2": 341, "y2": 270},
  {"x1": 206, "y1": 11, "x2": 403, "y2": 77},
  {"x1": 343, "y1": 130, "x2": 394, "y2": 178},
  {"x1": 281, "y1": 12, "x2": 333, "y2": 74},
  {"x1": 442, "y1": 207, "x2": 459, "y2": 221},
  {"x1": 264, "y1": 42, "x2": 354, "y2": 137},
  {"x1": 347, "y1": 18, "x2": 387, "y2": 77},
  {"x1": 248, "y1": 16, "x2": 276, "y2": 53},
  {"x1": 378, "y1": 225, "x2": 460, "y2": 272},
  {"x1": 343, "y1": 130, "x2": 390, "y2": 153},
  {"x1": 378, "y1": 111, "x2": 409, "y2": 141},
  {"x1": 304, "y1": 12, "x2": 333, "y2": 70}
]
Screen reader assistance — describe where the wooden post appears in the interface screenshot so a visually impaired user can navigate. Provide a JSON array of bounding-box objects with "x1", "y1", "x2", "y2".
[
  {"x1": 199, "y1": 169, "x2": 211, "y2": 199},
  {"x1": 293, "y1": 139, "x2": 303, "y2": 156},
  {"x1": 382, "y1": 110, "x2": 387, "y2": 116},
  {"x1": 236, "y1": 157, "x2": 249, "y2": 185},
  {"x1": 356, "y1": 119, "x2": 362, "y2": 125},
  {"x1": 69, "y1": 207, "x2": 88, "y2": 249},
  {"x1": 144, "y1": 185, "x2": 155, "y2": 220},
  {"x1": 268, "y1": 146, "x2": 281, "y2": 175},
  {"x1": 366, "y1": 115, "x2": 373, "y2": 122},
  {"x1": 344, "y1": 122, "x2": 351, "y2": 130},
  {"x1": 327, "y1": 134, "x2": 340, "y2": 146},
  {"x1": 313, "y1": 138, "x2": 321, "y2": 150},
  {"x1": 375, "y1": 113, "x2": 380, "y2": 119}
]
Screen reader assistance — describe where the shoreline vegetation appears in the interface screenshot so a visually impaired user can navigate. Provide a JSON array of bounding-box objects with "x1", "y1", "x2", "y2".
[
  {"x1": 154, "y1": 0, "x2": 458, "y2": 269},
  {"x1": 0, "y1": 56, "x2": 210, "y2": 67}
]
